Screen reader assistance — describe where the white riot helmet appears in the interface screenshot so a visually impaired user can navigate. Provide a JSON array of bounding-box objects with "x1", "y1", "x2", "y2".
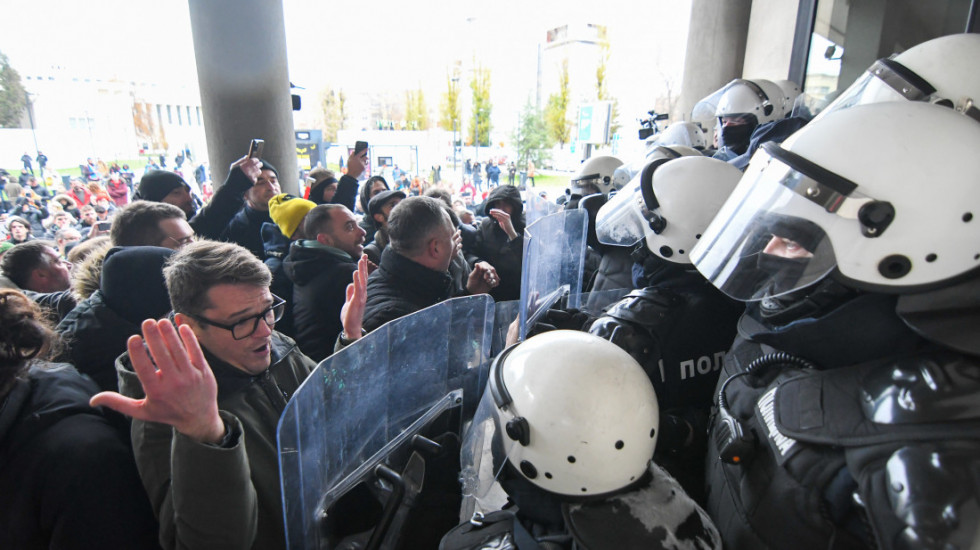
[
  {"x1": 653, "y1": 121, "x2": 708, "y2": 150},
  {"x1": 597, "y1": 156, "x2": 742, "y2": 264},
  {"x1": 816, "y1": 34, "x2": 980, "y2": 120},
  {"x1": 612, "y1": 145, "x2": 702, "y2": 198},
  {"x1": 691, "y1": 101, "x2": 980, "y2": 302},
  {"x1": 463, "y1": 330, "x2": 659, "y2": 500},
  {"x1": 714, "y1": 78, "x2": 782, "y2": 125},
  {"x1": 773, "y1": 80, "x2": 802, "y2": 118},
  {"x1": 570, "y1": 155, "x2": 624, "y2": 196}
]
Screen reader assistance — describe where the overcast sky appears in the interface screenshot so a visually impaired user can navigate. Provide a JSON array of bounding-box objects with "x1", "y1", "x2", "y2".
[{"x1": 0, "y1": 0, "x2": 691, "y2": 136}]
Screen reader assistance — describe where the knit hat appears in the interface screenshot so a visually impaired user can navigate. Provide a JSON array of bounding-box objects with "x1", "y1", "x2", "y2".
[
  {"x1": 307, "y1": 167, "x2": 338, "y2": 205},
  {"x1": 368, "y1": 190, "x2": 406, "y2": 219},
  {"x1": 268, "y1": 193, "x2": 316, "y2": 238},
  {"x1": 136, "y1": 171, "x2": 188, "y2": 202},
  {"x1": 259, "y1": 160, "x2": 279, "y2": 178},
  {"x1": 100, "y1": 246, "x2": 175, "y2": 325}
]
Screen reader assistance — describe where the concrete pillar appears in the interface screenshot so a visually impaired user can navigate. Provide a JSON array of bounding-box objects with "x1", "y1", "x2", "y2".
[
  {"x1": 187, "y1": 0, "x2": 298, "y2": 194},
  {"x1": 743, "y1": 0, "x2": 802, "y2": 80},
  {"x1": 676, "y1": 0, "x2": 753, "y2": 121}
]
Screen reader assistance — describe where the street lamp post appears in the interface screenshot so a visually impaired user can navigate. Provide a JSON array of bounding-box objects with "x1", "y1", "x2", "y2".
[{"x1": 451, "y1": 76, "x2": 459, "y2": 175}]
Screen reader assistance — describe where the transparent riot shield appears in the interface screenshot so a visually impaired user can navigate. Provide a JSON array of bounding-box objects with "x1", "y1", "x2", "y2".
[
  {"x1": 491, "y1": 299, "x2": 520, "y2": 356},
  {"x1": 518, "y1": 209, "x2": 588, "y2": 341},
  {"x1": 524, "y1": 187, "x2": 559, "y2": 227},
  {"x1": 278, "y1": 295, "x2": 494, "y2": 550}
]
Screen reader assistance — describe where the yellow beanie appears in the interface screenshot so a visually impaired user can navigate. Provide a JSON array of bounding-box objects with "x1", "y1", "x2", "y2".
[{"x1": 268, "y1": 193, "x2": 316, "y2": 238}]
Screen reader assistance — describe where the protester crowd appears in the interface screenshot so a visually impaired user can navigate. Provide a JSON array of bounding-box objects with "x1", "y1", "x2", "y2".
[{"x1": 1, "y1": 33, "x2": 979, "y2": 550}]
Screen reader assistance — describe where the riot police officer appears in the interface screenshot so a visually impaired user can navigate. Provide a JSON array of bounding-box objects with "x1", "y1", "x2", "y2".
[
  {"x1": 446, "y1": 330, "x2": 721, "y2": 550},
  {"x1": 589, "y1": 155, "x2": 745, "y2": 500},
  {"x1": 691, "y1": 100, "x2": 980, "y2": 549}
]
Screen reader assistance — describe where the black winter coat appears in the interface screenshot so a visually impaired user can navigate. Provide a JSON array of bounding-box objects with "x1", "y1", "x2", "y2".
[
  {"x1": 0, "y1": 365, "x2": 159, "y2": 549},
  {"x1": 261, "y1": 223, "x2": 297, "y2": 339},
  {"x1": 55, "y1": 290, "x2": 140, "y2": 393},
  {"x1": 189, "y1": 166, "x2": 252, "y2": 240},
  {"x1": 221, "y1": 204, "x2": 272, "y2": 259},
  {"x1": 467, "y1": 185, "x2": 525, "y2": 302},
  {"x1": 363, "y1": 247, "x2": 457, "y2": 333},
  {"x1": 283, "y1": 240, "x2": 357, "y2": 362}
]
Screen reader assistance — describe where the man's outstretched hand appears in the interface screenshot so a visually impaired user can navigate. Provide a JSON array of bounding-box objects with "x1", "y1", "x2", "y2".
[
  {"x1": 340, "y1": 254, "x2": 370, "y2": 343},
  {"x1": 90, "y1": 319, "x2": 225, "y2": 445}
]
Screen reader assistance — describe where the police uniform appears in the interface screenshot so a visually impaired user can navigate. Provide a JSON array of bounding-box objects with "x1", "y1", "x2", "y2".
[
  {"x1": 589, "y1": 257, "x2": 743, "y2": 501},
  {"x1": 704, "y1": 290, "x2": 980, "y2": 549}
]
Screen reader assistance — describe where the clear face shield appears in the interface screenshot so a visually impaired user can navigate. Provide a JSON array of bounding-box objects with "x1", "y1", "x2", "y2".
[
  {"x1": 569, "y1": 173, "x2": 606, "y2": 197},
  {"x1": 812, "y1": 57, "x2": 937, "y2": 122},
  {"x1": 691, "y1": 143, "x2": 881, "y2": 302},
  {"x1": 691, "y1": 84, "x2": 727, "y2": 127},
  {"x1": 594, "y1": 160, "x2": 669, "y2": 248},
  {"x1": 459, "y1": 347, "x2": 522, "y2": 512}
]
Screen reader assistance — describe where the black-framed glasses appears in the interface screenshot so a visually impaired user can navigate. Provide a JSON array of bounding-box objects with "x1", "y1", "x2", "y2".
[{"x1": 188, "y1": 294, "x2": 286, "y2": 340}]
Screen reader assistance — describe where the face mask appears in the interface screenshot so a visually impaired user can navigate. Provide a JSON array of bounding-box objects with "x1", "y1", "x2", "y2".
[
  {"x1": 756, "y1": 252, "x2": 810, "y2": 298},
  {"x1": 719, "y1": 123, "x2": 755, "y2": 155}
]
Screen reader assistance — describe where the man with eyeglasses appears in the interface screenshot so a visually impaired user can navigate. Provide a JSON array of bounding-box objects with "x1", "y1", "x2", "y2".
[{"x1": 91, "y1": 240, "x2": 317, "y2": 550}]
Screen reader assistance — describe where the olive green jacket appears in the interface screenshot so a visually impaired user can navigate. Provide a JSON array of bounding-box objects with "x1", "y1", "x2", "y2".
[{"x1": 117, "y1": 332, "x2": 316, "y2": 550}]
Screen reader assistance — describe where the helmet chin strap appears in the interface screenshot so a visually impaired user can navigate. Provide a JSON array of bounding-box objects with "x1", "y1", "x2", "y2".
[{"x1": 758, "y1": 277, "x2": 858, "y2": 325}]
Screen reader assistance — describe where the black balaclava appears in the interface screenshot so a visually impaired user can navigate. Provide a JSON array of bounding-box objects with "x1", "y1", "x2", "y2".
[{"x1": 718, "y1": 114, "x2": 758, "y2": 155}]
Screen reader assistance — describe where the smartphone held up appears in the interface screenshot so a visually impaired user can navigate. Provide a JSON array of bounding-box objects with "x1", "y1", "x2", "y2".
[{"x1": 248, "y1": 139, "x2": 265, "y2": 159}]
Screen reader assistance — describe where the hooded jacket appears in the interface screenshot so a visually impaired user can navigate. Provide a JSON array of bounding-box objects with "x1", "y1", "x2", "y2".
[
  {"x1": 118, "y1": 331, "x2": 316, "y2": 550},
  {"x1": 466, "y1": 184, "x2": 525, "y2": 302},
  {"x1": 56, "y1": 291, "x2": 141, "y2": 393},
  {"x1": 363, "y1": 246, "x2": 457, "y2": 333},
  {"x1": 0, "y1": 364, "x2": 159, "y2": 549},
  {"x1": 221, "y1": 204, "x2": 272, "y2": 259},
  {"x1": 283, "y1": 240, "x2": 358, "y2": 362},
  {"x1": 57, "y1": 246, "x2": 173, "y2": 393},
  {"x1": 309, "y1": 173, "x2": 357, "y2": 211}
]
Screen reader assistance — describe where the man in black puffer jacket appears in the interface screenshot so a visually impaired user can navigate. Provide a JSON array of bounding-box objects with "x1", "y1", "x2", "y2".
[
  {"x1": 56, "y1": 246, "x2": 174, "y2": 393},
  {"x1": 362, "y1": 196, "x2": 498, "y2": 334},
  {"x1": 465, "y1": 184, "x2": 524, "y2": 302},
  {"x1": 283, "y1": 204, "x2": 365, "y2": 362},
  {"x1": 221, "y1": 160, "x2": 281, "y2": 259}
]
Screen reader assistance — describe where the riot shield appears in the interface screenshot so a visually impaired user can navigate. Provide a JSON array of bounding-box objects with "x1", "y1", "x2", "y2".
[
  {"x1": 491, "y1": 299, "x2": 520, "y2": 356},
  {"x1": 524, "y1": 187, "x2": 559, "y2": 227},
  {"x1": 518, "y1": 209, "x2": 588, "y2": 341},
  {"x1": 278, "y1": 295, "x2": 494, "y2": 550}
]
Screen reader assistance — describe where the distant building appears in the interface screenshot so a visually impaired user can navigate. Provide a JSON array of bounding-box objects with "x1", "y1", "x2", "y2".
[{"x1": 2, "y1": 66, "x2": 207, "y2": 168}]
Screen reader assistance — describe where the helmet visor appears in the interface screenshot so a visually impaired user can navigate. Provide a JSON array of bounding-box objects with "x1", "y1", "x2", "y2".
[
  {"x1": 569, "y1": 173, "x2": 605, "y2": 196},
  {"x1": 595, "y1": 162, "x2": 665, "y2": 247},
  {"x1": 815, "y1": 58, "x2": 936, "y2": 121},
  {"x1": 691, "y1": 147, "x2": 847, "y2": 301},
  {"x1": 459, "y1": 383, "x2": 518, "y2": 512}
]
